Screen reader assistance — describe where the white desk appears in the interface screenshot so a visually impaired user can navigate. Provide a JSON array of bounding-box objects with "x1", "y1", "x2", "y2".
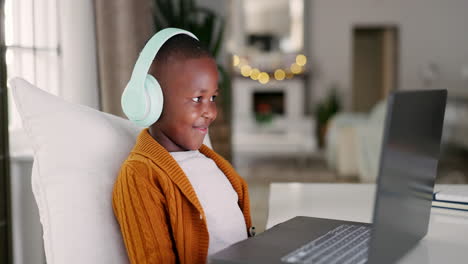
[{"x1": 267, "y1": 183, "x2": 468, "y2": 264}]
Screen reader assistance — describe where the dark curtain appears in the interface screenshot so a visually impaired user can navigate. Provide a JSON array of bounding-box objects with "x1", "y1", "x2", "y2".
[
  {"x1": 93, "y1": 0, "x2": 154, "y2": 117},
  {"x1": 0, "y1": 0, "x2": 12, "y2": 262}
]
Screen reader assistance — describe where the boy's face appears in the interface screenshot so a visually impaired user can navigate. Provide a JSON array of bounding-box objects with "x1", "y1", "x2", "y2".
[{"x1": 150, "y1": 56, "x2": 219, "y2": 152}]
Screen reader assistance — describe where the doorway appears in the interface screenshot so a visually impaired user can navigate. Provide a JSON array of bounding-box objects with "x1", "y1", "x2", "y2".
[{"x1": 352, "y1": 26, "x2": 399, "y2": 112}]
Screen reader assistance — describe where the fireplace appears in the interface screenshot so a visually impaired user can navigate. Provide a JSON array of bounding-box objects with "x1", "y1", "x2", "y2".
[
  {"x1": 253, "y1": 91, "x2": 285, "y2": 124},
  {"x1": 253, "y1": 91, "x2": 285, "y2": 116},
  {"x1": 232, "y1": 77, "x2": 316, "y2": 168}
]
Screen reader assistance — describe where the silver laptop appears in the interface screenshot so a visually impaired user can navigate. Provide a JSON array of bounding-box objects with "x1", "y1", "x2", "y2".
[{"x1": 210, "y1": 89, "x2": 447, "y2": 264}]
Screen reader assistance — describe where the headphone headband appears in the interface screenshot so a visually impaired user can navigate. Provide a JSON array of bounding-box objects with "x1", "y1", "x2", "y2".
[{"x1": 128, "y1": 28, "x2": 198, "y2": 94}]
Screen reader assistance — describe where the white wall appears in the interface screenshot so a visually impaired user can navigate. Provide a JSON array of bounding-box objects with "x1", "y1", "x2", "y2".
[
  {"x1": 9, "y1": 2, "x2": 99, "y2": 263},
  {"x1": 11, "y1": 0, "x2": 99, "y2": 149},
  {"x1": 58, "y1": 0, "x2": 100, "y2": 109},
  {"x1": 308, "y1": 0, "x2": 468, "y2": 110}
]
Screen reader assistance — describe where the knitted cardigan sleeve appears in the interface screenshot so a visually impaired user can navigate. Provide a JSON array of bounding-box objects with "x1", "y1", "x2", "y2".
[{"x1": 112, "y1": 163, "x2": 177, "y2": 264}]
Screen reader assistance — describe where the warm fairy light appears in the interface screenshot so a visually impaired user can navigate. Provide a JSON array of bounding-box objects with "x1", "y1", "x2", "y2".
[
  {"x1": 239, "y1": 57, "x2": 248, "y2": 67},
  {"x1": 274, "y1": 69, "x2": 286, "y2": 80},
  {"x1": 233, "y1": 55, "x2": 240, "y2": 67},
  {"x1": 290, "y1": 63, "x2": 302, "y2": 74},
  {"x1": 250, "y1": 68, "x2": 260, "y2": 80},
  {"x1": 232, "y1": 54, "x2": 307, "y2": 84},
  {"x1": 296, "y1": 54, "x2": 307, "y2": 66},
  {"x1": 241, "y1": 65, "x2": 252, "y2": 77},
  {"x1": 258, "y1": 72, "x2": 270, "y2": 84}
]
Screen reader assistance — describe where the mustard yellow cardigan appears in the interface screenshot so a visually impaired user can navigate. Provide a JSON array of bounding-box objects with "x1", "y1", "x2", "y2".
[{"x1": 112, "y1": 128, "x2": 252, "y2": 264}]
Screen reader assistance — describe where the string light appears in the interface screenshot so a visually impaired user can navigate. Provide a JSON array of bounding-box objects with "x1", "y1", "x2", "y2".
[
  {"x1": 258, "y1": 72, "x2": 270, "y2": 84},
  {"x1": 232, "y1": 54, "x2": 308, "y2": 84},
  {"x1": 233, "y1": 55, "x2": 240, "y2": 67},
  {"x1": 290, "y1": 63, "x2": 302, "y2": 74},
  {"x1": 274, "y1": 69, "x2": 286, "y2": 80},
  {"x1": 296, "y1": 54, "x2": 307, "y2": 66},
  {"x1": 241, "y1": 65, "x2": 252, "y2": 77},
  {"x1": 250, "y1": 68, "x2": 260, "y2": 80}
]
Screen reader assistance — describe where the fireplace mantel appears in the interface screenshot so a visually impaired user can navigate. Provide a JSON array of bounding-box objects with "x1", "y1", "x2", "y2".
[{"x1": 231, "y1": 77, "x2": 316, "y2": 167}]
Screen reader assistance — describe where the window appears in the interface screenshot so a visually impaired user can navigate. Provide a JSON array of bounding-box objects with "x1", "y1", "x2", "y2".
[{"x1": 5, "y1": 0, "x2": 60, "y2": 131}]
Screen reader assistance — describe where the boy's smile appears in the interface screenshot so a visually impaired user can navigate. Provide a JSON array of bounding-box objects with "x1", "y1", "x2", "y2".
[{"x1": 149, "y1": 56, "x2": 219, "y2": 152}]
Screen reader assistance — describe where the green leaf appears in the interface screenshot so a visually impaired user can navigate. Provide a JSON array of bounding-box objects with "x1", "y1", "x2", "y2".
[
  {"x1": 179, "y1": 0, "x2": 194, "y2": 28},
  {"x1": 164, "y1": 0, "x2": 177, "y2": 25},
  {"x1": 152, "y1": 10, "x2": 168, "y2": 31},
  {"x1": 151, "y1": 0, "x2": 230, "y2": 110},
  {"x1": 212, "y1": 18, "x2": 224, "y2": 58},
  {"x1": 154, "y1": 0, "x2": 171, "y2": 25},
  {"x1": 195, "y1": 8, "x2": 215, "y2": 52},
  {"x1": 179, "y1": 0, "x2": 185, "y2": 26},
  {"x1": 217, "y1": 64, "x2": 231, "y2": 117}
]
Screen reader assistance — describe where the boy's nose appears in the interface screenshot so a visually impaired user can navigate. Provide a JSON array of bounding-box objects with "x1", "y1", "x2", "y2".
[{"x1": 202, "y1": 103, "x2": 217, "y2": 121}]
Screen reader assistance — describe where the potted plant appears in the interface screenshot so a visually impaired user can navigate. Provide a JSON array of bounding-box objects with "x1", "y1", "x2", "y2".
[
  {"x1": 151, "y1": 0, "x2": 230, "y2": 115},
  {"x1": 315, "y1": 86, "x2": 341, "y2": 149}
]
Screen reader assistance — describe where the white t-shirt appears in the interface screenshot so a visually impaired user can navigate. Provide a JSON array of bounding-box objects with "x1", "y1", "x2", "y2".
[{"x1": 170, "y1": 150, "x2": 247, "y2": 256}]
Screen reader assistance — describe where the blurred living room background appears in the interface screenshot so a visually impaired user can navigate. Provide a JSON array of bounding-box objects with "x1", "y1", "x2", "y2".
[{"x1": 1, "y1": 0, "x2": 468, "y2": 263}]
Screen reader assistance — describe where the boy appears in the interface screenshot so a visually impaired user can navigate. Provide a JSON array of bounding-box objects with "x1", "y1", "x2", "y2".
[{"x1": 112, "y1": 32, "x2": 254, "y2": 264}]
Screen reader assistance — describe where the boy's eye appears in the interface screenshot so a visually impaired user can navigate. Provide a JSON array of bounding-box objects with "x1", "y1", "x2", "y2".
[
  {"x1": 210, "y1": 95, "x2": 217, "y2": 102},
  {"x1": 191, "y1": 97, "x2": 201, "y2": 103}
]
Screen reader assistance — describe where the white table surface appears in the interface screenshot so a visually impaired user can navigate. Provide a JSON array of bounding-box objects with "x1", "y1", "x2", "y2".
[{"x1": 267, "y1": 183, "x2": 468, "y2": 264}]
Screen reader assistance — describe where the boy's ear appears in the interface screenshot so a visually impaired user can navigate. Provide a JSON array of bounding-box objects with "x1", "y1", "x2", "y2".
[{"x1": 122, "y1": 28, "x2": 198, "y2": 127}]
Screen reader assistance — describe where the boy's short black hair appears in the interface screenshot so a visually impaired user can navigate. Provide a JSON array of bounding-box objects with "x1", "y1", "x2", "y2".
[{"x1": 150, "y1": 34, "x2": 213, "y2": 78}]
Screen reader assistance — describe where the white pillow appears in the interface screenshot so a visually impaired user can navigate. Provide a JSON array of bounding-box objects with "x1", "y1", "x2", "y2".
[
  {"x1": 9, "y1": 77, "x2": 138, "y2": 264},
  {"x1": 9, "y1": 77, "x2": 212, "y2": 264}
]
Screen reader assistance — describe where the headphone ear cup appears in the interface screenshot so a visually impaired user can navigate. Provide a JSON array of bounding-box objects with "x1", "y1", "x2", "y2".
[{"x1": 136, "y1": 74, "x2": 164, "y2": 127}]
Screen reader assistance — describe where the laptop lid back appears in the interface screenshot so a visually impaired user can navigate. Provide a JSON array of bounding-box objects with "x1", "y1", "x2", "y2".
[{"x1": 368, "y1": 90, "x2": 447, "y2": 264}]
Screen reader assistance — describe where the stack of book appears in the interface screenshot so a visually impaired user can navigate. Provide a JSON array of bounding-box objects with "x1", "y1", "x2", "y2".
[{"x1": 432, "y1": 184, "x2": 468, "y2": 212}]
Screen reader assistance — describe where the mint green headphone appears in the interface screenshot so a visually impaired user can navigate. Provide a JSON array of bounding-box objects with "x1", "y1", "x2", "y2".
[{"x1": 121, "y1": 28, "x2": 198, "y2": 127}]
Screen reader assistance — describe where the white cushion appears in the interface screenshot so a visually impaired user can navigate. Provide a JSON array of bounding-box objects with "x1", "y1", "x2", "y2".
[{"x1": 9, "y1": 77, "x2": 213, "y2": 264}]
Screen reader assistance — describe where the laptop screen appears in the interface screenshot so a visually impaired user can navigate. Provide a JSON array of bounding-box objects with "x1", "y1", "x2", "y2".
[{"x1": 368, "y1": 90, "x2": 447, "y2": 264}]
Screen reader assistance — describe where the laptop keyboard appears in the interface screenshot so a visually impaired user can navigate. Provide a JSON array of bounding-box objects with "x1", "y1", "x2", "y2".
[{"x1": 281, "y1": 224, "x2": 371, "y2": 264}]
